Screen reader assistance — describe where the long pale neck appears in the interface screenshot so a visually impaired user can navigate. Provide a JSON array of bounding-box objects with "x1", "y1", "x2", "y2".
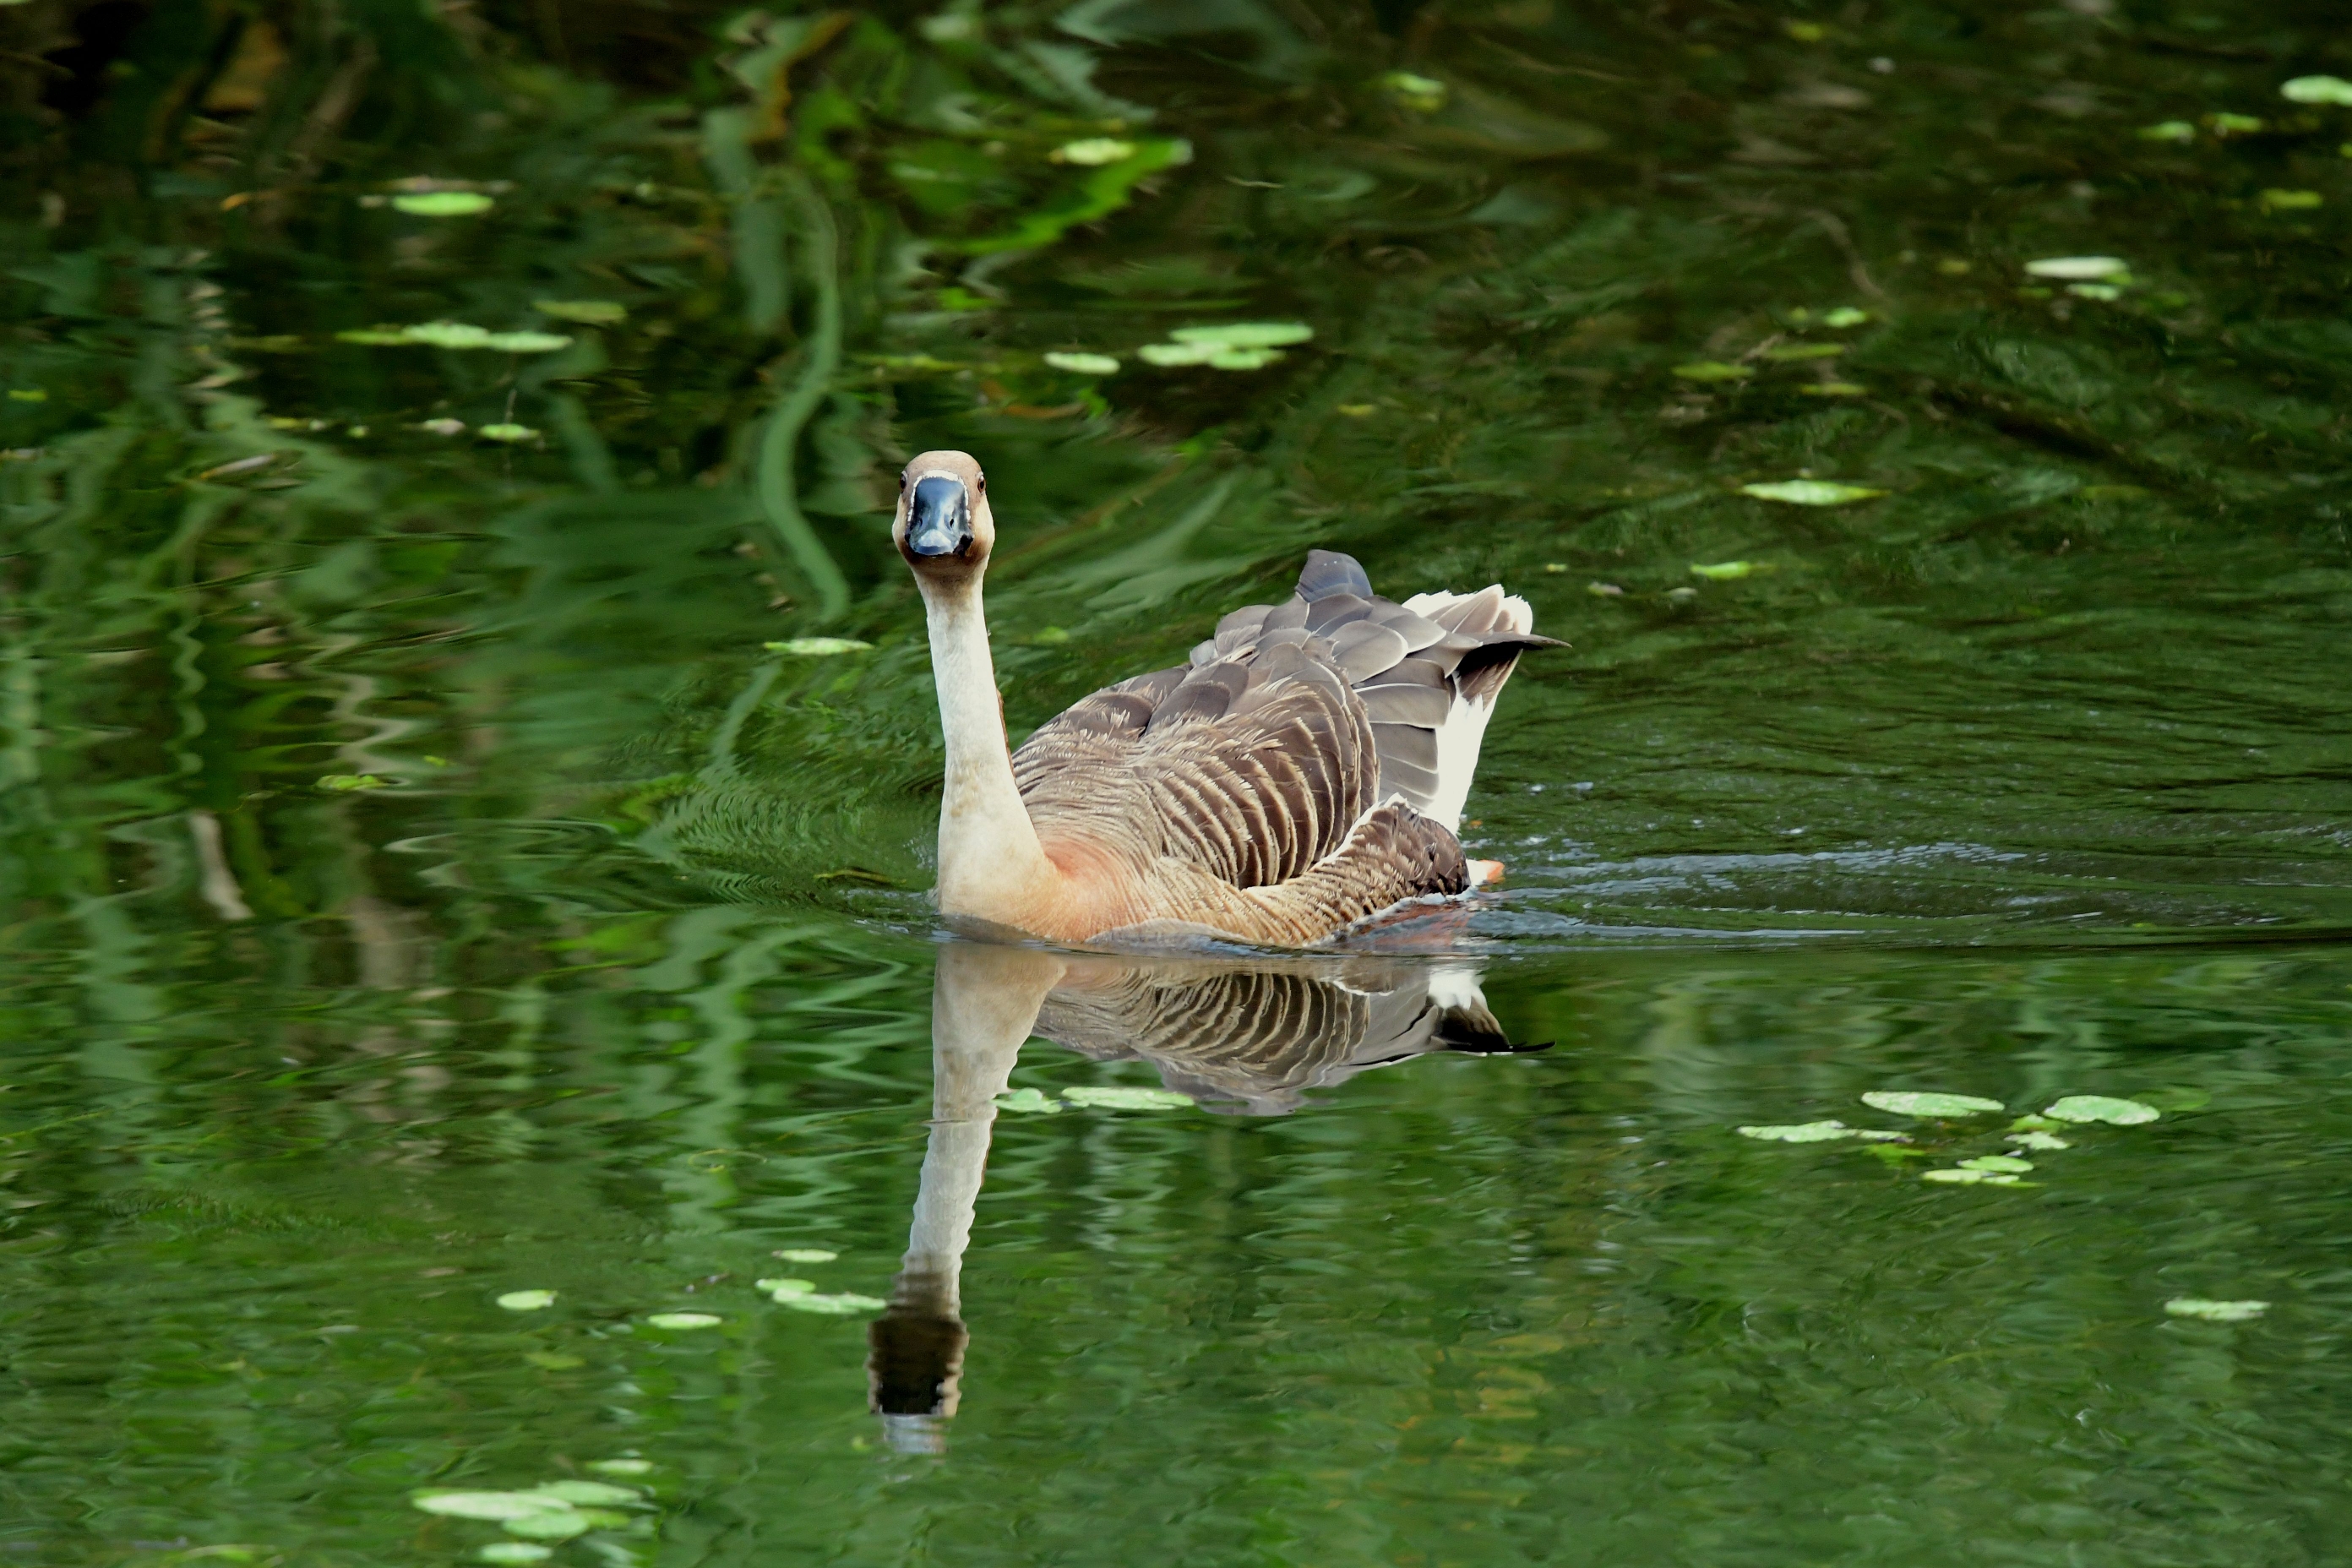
[{"x1": 920, "y1": 578, "x2": 1052, "y2": 916}]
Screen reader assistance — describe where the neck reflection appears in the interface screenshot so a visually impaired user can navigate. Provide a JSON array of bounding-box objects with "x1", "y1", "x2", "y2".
[{"x1": 867, "y1": 939, "x2": 1543, "y2": 1453}]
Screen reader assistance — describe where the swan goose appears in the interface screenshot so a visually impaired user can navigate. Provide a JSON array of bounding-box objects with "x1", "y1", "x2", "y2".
[{"x1": 896, "y1": 449, "x2": 1558, "y2": 948}]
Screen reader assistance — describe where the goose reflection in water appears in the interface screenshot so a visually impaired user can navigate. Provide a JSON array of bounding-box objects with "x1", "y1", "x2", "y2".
[{"x1": 867, "y1": 937, "x2": 1547, "y2": 1454}]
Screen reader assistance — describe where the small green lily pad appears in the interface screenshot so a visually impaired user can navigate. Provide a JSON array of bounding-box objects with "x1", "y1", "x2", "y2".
[
  {"x1": 402, "y1": 321, "x2": 495, "y2": 349},
  {"x1": 2024, "y1": 255, "x2": 2129, "y2": 280},
  {"x1": 1061, "y1": 1085, "x2": 1195, "y2": 1110},
  {"x1": 645, "y1": 1312, "x2": 721, "y2": 1330},
  {"x1": 2139, "y1": 120, "x2": 2196, "y2": 142},
  {"x1": 1762, "y1": 343, "x2": 1844, "y2": 362},
  {"x1": 478, "y1": 423, "x2": 539, "y2": 443},
  {"x1": 756, "y1": 1277, "x2": 815, "y2": 1298},
  {"x1": 318, "y1": 773, "x2": 387, "y2": 791},
  {"x1": 2261, "y1": 188, "x2": 2323, "y2": 210},
  {"x1": 994, "y1": 1087, "x2": 1062, "y2": 1114},
  {"x1": 1861, "y1": 1091, "x2": 2005, "y2": 1117},
  {"x1": 2282, "y1": 75, "x2": 2352, "y2": 106},
  {"x1": 1820, "y1": 307, "x2": 1870, "y2": 328},
  {"x1": 1043, "y1": 351, "x2": 1119, "y2": 374},
  {"x1": 2006, "y1": 1130, "x2": 2071, "y2": 1152},
  {"x1": 497, "y1": 1289, "x2": 555, "y2": 1311},
  {"x1": 2067, "y1": 283, "x2": 2121, "y2": 301},
  {"x1": 771, "y1": 1248, "x2": 837, "y2": 1263},
  {"x1": 1170, "y1": 321, "x2": 1314, "y2": 349},
  {"x1": 534, "y1": 299, "x2": 628, "y2": 324},
  {"x1": 2164, "y1": 1298, "x2": 2269, "y2": 1321},
  {"x1": 391, "y1": 191, "x2": 494, "y2": 217},
  {"x1": 1799, "y1": 382, "x2": 1867, "y2": 397},
  {"x1": 1207, "y1": 346, "x2": 1285, "y2": 370},
  {"x1": 776, "y1": 1292, "x2": 887, "y2": 1315},
  {"x1": 1740, "y1": 480, "x2": 1885, "y2": 505},
  {"x1": 1690, "y1": 560, "x2": 1761, "y2": 580},
  {"x1": 1671, "y1": 361, "x2": 1752, "y2": 382},
  {"x1": 2044, "y1": 1095, "x2": 2158, "y2": 1124},
  {"x1": 1379, "y1": 71, "x2": 1447, "y2": 111},
  {"x1": 478, "y1": 1545, "x2": 553, "y2": 1564},
  {"x1": 585, "y1": 1460, "x2": 652, "y2": 1478},
  {"x1": 1056, "y1": 138, "x2": 1135, "y2": 166},
  {"x1": 531, "y1": 1481, "x2": 639, "y2": 1506},
  {"x1": 765, "y1": 637, "x2": 872, "y2": 656},
  {"x1": 1738, "y1": 1120, "x2": 1857, "y2": 1142},
  {"x1": 1922, "y1": 1168, "x2": 2022, "y2": 1185},
  {"x1": 522, "y1": 1352, "x2": 582, "y2": 1370},
  {"x1": 499, "y1": 1510, "x2": 591, "y2": 1541},
  {"x1": 2208, "y1": 112, "x2": 2264, "y2": 134},
  {"x1": 482, "y1": 331, "x2": 574, "y2": 354},
  {"x1": 1959, "y1": 1154, "x2": 2034, "y2": 1173},
  {"x1": 415, "y1": 1492, "x2": 576, "y2": 1522},
  {"x1": 1138, "y1": 341, "x2": 1220, "y2": 366},
  {"x1": 335, "y1": 328, "x2": 414, "y2": 345}
]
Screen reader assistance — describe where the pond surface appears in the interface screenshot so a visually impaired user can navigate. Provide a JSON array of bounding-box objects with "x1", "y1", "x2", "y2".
[{"x1": 7, "y1": 1, "x2": 2352, "y2": 1564}]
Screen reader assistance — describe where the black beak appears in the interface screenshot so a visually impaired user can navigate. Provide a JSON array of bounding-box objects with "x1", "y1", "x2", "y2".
[{"x1": 905, "y1": 475, "x2": 974, "y2": 558}]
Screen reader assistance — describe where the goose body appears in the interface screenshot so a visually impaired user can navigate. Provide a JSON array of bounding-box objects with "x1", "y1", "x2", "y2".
[{"x1": 894, "y1": 450, "x2": 1557, "y2": 948}]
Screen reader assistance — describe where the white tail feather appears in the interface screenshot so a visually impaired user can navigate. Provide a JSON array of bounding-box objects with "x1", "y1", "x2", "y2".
[{"x1": 1397, "y1": 586, "x2": 1533, "y2": 832}]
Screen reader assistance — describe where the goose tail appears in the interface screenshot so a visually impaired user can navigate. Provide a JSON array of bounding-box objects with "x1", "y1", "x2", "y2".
[{"x1": 1399, "y1": 585, "x2": 1544, "y2": 831}]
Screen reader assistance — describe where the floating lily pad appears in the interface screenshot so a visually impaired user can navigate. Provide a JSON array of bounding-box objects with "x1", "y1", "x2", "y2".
[
  {"x1": 2006, "y1": 1130, "x2": 2070, "y2": 1152},
  {"x1": 776, "y1": 1292, "x2": 887, "y2": 1315},
  {"x1": 1821, "y1": 307, "x2": 1870, "y2": 328},
  {"x1": 402, "y1": 321, "x2": 495, "y2": 349},
  {"x1": 2044, "y1": 1095, "x2": 2158, "y2": 1125},
  {"x1": 1959, "y1": 1154, "x2": 2034, "y2": 1173},
  {"x1": 2282, "y1": 75, "x2": 2352, "y2": 106},
  {"x1": 1207, "y1": 346, "x2": 1285, "y2": 370},
  {"x1": 1762, "y1": 343, "x2": 1844, "y2": 362},
  {"x1": 1690, "y1": 560, "x2": 1761, "y2": 580},
  {"x1": 1740, "y1": 480, "x2": 1885, "y2": 506},
  {"x1": 1671, "y1": 361, "x2": 1752, "y2": 382},
  {"x1": 994, "y1": 1087, "x2": 1062, "y2": 1114},
  {"x1": 335, "y1": 328, "x2": 413, "y2": 345},
  {"x1": 1137, "y1": 341, "x2": 1219, "y2": 366},
  {"x1": 1061, "y1": 1085, "x2": 1195, "y2": 1110},
  {"x1": 2208, "y1": 112, "x2": 2264, "y2": 134},
  {"x1": 585, "y1": 1460, "x2": 652, "y2": 1478},
  {"x1": 1738, "y1": 1120, "x2": 1859, "y2": 1142},
  {"x1": 522, "y1": 1352, "x2": 582, "y2": 1370},
  {"x1": 534, "y1": 299, "x2": 628, "y2": 324},
  {"x1": 318, "y1": 773, "x2": 386, "y2": 791},
  {"x1": 764, "y1": 637, "x2": 872, "y2": 656},
  {"x1": 1922, "y1": 1168, "x2": 2021, "y2": 1185},
  {"x1": 499, "y1": 1510, "x2": 591, "y2": 1541},
  {"x1": 1861, "y1": 1090, "x2": 2006, "y2": 1117},
  {"x1": 2165, "y1": 1298, "x2": 2269, "y2": 1321},
  {"x1": 644, "y1": 1312, "x2": 721, "y2": 1330},
  {"x1": 1055, "y1": 138, "x2": 1135, "y2": 166},
  {"x1": 415, "y1": 1492, "x2": 576, "y2": 1522},
  {"x1": 2067, "y1": 283, "x2": 2121, "y2": 301},
  {"x1": 1043, "y1": 351, "x2": 1119, "y2": 374},
  {"x1": 756, "y1": 1278, "x2": 815, "y2": 1298},
  {"x1": 478, "y1": 424, "x2": 539, "y2": 443},
  {"x1": 478, "y1": 1545, "x2": 552, "y2": 1565},
  {"x1": 481, "y1": 331, "x2": 574, "y2": 354},
  {"x1": 497, "y1": 1289, "x2": 555, "y2": 1311},
  {"x1": 771, "y1": 1248, "x2": 837, "y2": 1263},
  {"x1": 2261, "y1": 188, "x2": 2322, "y2": 210},
  {"x1": 531, "y1": 1481, "x2": 639, "y2": 1506},
  {"x1": 1170, "y1": 322, "x2": 1315, "y2": 349},
  {"x1": 391, "y1": 191, "x2": 494, "y2": 216},
  {"x1": 2024, "y1": 255, "x2": 2129, "y2": 280},
  {"x1": 1799, "y1": 382, "x2": 1867, "y2": 397},
  {"x1": 2139, "y1": 120, "x2": 2196, "y2": 142}
]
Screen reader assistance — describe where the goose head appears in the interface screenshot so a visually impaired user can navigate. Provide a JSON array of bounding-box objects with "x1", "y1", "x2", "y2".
[{"x1": 894, "y1": 449, "x2": 995, "y2": 582}]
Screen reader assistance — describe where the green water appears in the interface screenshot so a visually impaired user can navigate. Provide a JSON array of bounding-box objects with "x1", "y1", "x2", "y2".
[{"x1": 8, "y1": 0, "x2": 2352, "y2": 1562}]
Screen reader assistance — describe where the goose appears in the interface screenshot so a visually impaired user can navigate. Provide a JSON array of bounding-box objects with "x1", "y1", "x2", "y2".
[{"x1": 895, "y1": 449, "x2": 1559, "y2": 947}]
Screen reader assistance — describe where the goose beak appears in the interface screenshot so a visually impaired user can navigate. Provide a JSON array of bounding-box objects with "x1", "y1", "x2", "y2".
[{"x1": 905, "y1": 475, "x2": 974, "y2": 558}]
